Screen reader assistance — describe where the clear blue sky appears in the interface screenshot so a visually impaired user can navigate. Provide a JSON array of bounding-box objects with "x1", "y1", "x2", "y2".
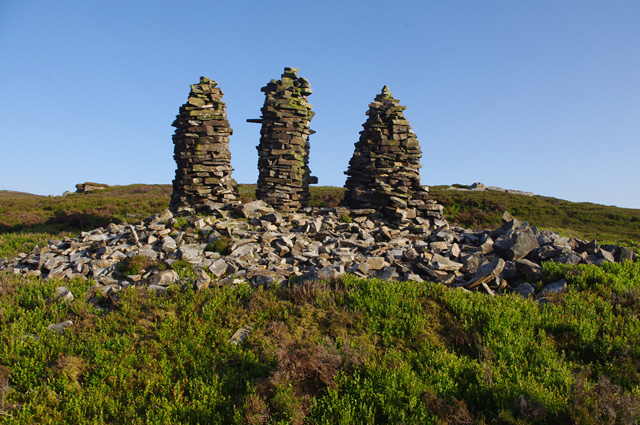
[{"x1": 1, "y1": 1, "x2": 639, "y2": 208}]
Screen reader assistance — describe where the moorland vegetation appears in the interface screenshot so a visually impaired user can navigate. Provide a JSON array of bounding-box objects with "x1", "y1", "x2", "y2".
[{"x1": 0, "y1": 184, "x2": 639, "y2": 423}]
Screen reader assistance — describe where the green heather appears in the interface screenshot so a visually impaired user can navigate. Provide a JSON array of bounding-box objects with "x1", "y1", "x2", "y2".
[
  {"x1": 0, "y1": 263, "x2": 639, "y2": 423},
  {"x1": 430, "y1": 186, "x2": 640, "y2": 246},
  {"x1": 0, "y1": 184, "x2": 639, "y2": 423}
]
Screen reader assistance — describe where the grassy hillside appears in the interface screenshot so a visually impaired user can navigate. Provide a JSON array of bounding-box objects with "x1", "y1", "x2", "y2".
[
  {"x1": 1, "y1": 184, "x2": 639, "y2": 422},
  {"x1": 1, "y1": 261, "x2": 639, "y2": 423},
  {"x1": 430, "y1": 186, "x2": 640, "y2": 246}
]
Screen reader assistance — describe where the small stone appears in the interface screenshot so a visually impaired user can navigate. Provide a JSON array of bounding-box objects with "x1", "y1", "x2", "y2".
[
  {"x1": 228, "y1": 325, "x2": 252, "y2": 345},
  {"x1": 48, "y1": 320, "x2": 73, "y2": 334},
  {"x1": 208, "y1": 259, "x2": 228, "y2": 277},
  {"x1": 513, "y1": 283, "x2": 535, "y2": 298},
  {"x1": 149, "y1": 270, "x2": 179, "y2": 287},
  {"x1": 55, "y1": 286, "x2": 74, "y2": 302},
  {"x1": 162, "y1": 236, "x2": 178, "y2": 252}
]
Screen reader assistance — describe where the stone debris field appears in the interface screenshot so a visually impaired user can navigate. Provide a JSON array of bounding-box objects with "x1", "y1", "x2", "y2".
[{"x1": 0, "y1": 203, "x2": 635, "y2": 309}]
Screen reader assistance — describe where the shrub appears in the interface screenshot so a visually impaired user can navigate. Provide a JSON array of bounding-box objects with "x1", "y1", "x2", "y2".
[
  {"x1": 118, "y1": 255, "x2": 156, "y2": 275},
  {"x1": 206, "y1": 236, "x2": 232, "y2": 255}
]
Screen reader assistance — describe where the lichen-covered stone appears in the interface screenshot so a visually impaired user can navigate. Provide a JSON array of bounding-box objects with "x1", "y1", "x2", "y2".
[
  {"x1": 170, "y1": 77, "x2": 237, "y2": 214},
  {"x1": 248, "y1": 67, "x2": 315, "y2": 212}
]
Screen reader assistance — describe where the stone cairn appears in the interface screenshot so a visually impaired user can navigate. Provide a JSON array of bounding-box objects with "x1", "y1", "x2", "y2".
[
  {"x1": 342, "y1": 86, "x2": 443, "y2": 221},
  {"x1": 169, "y1": 77, "x2": 237, "y2": 214},
  {"x1": 247, "y1": 67, "x2": 316, "y2": 212}
]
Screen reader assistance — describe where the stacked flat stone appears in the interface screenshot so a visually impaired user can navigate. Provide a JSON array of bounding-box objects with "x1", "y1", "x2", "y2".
[
  {"x1": 343, "y1": 86, "x2": 441, "y2": 219},
  {"x1": 170, "y1": 77, "x2": 237, "y2": 214},
  {"x1": 247, "y1": 67, "x2": 315, "y2": 212}
]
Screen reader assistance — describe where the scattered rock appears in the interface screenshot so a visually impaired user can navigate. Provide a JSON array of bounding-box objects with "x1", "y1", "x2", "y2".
[
  {"x1": 0, "y1": 206, "x2": 634, "y2": 302},
  {"x1": 228, "y1": 325, "x2": 252, "y2": 345},
  {"x1": 515, "y1": 259, "x2": 543, "y2": 281},
  {"x1": 195, "y1": 268, "x2": 211, "y2": 292},
  {"x1": 512, "y1": 282, "x2": 535, "y2": 298},
  {"x1": 465, "y1": 258, "x2": 505, "y2": 289},
  {"x1": 48, "y1": 321, "x2": 73, "y2": 333},
  {"x1": 149, "y1": 270, "x2": 179, "y2": 287},
  {"x1": 54, "y1": 286, "x2": 74, "y2": 302}
]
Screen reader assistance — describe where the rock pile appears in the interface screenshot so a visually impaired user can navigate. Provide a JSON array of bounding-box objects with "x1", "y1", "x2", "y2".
[
  {"x1": 343, "y1": 86, "x2": 442, "y2": 221},
  {"x1": 170, "y1": 77, "x2": 237, "y2": 214},
  {"x1": 247, "y1": 67, "x2": 316, "y2": 212},
  {"x1": 1, "y1": 207, "x2": 635, "y2": 301}
]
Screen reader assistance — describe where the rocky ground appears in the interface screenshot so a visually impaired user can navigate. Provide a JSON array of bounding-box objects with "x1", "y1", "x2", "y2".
[{"x1": 1, "y1": 201, "x2": 636, "y2": 307}]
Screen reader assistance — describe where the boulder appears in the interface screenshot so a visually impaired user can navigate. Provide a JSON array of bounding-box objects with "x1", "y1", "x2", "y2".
[
  {"x1": 512, "y1": 282, "x2": 535, "y2": 298},
  {"x1": 515, "y1": 259, "x2": 543, "y2": 281}
]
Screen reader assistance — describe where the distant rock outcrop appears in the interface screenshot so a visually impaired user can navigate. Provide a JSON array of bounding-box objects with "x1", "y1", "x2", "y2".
[
  {"x1": 75, "y1": 183, "x2": 109, "y2": 193},
  {"x1": 448, "y1": 182, "x2": 534, "y2": 197}
]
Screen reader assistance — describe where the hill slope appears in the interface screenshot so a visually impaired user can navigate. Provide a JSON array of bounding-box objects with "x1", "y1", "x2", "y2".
[{"x1": 0, "y1": 183, "x2": 638, "y2": 259}]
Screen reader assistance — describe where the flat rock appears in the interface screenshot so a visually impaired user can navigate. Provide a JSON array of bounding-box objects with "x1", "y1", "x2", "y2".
[
  {"x1": 430, "y1": 254, "x2": 463, "y2": 271},
  {"x1": 465, "y1": 258, "x2": 505, "y2": 289},
  {"x1": 208, "y1": 258, "x2": 228, "y2": 277},
  {"x1": 316, "y1": 264, "x2": 344, "y2": 281},
  {"x1": 179, "y1": 244, "x2": 205, "y2": 263},
  {"x1": 147, "y1": 285, "x2": 167, "y2": 294},
  {"x1": 366, "y1": 257, "x2": 387, "y2": 270},
  {"x1": 235, "y1": 200, "x2": 274, "y2": 218}
]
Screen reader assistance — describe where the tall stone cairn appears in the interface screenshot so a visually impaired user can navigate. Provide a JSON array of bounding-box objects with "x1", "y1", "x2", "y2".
[
  {"x1": 170, "y1": 77, "x2": 237, "y2": 214},
  {"x1": 343, "y1": 86, "x2": 443, "y2": 220},
  {"x1": 247, "y1": 67, "x2": 316, "y2": 212}
]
